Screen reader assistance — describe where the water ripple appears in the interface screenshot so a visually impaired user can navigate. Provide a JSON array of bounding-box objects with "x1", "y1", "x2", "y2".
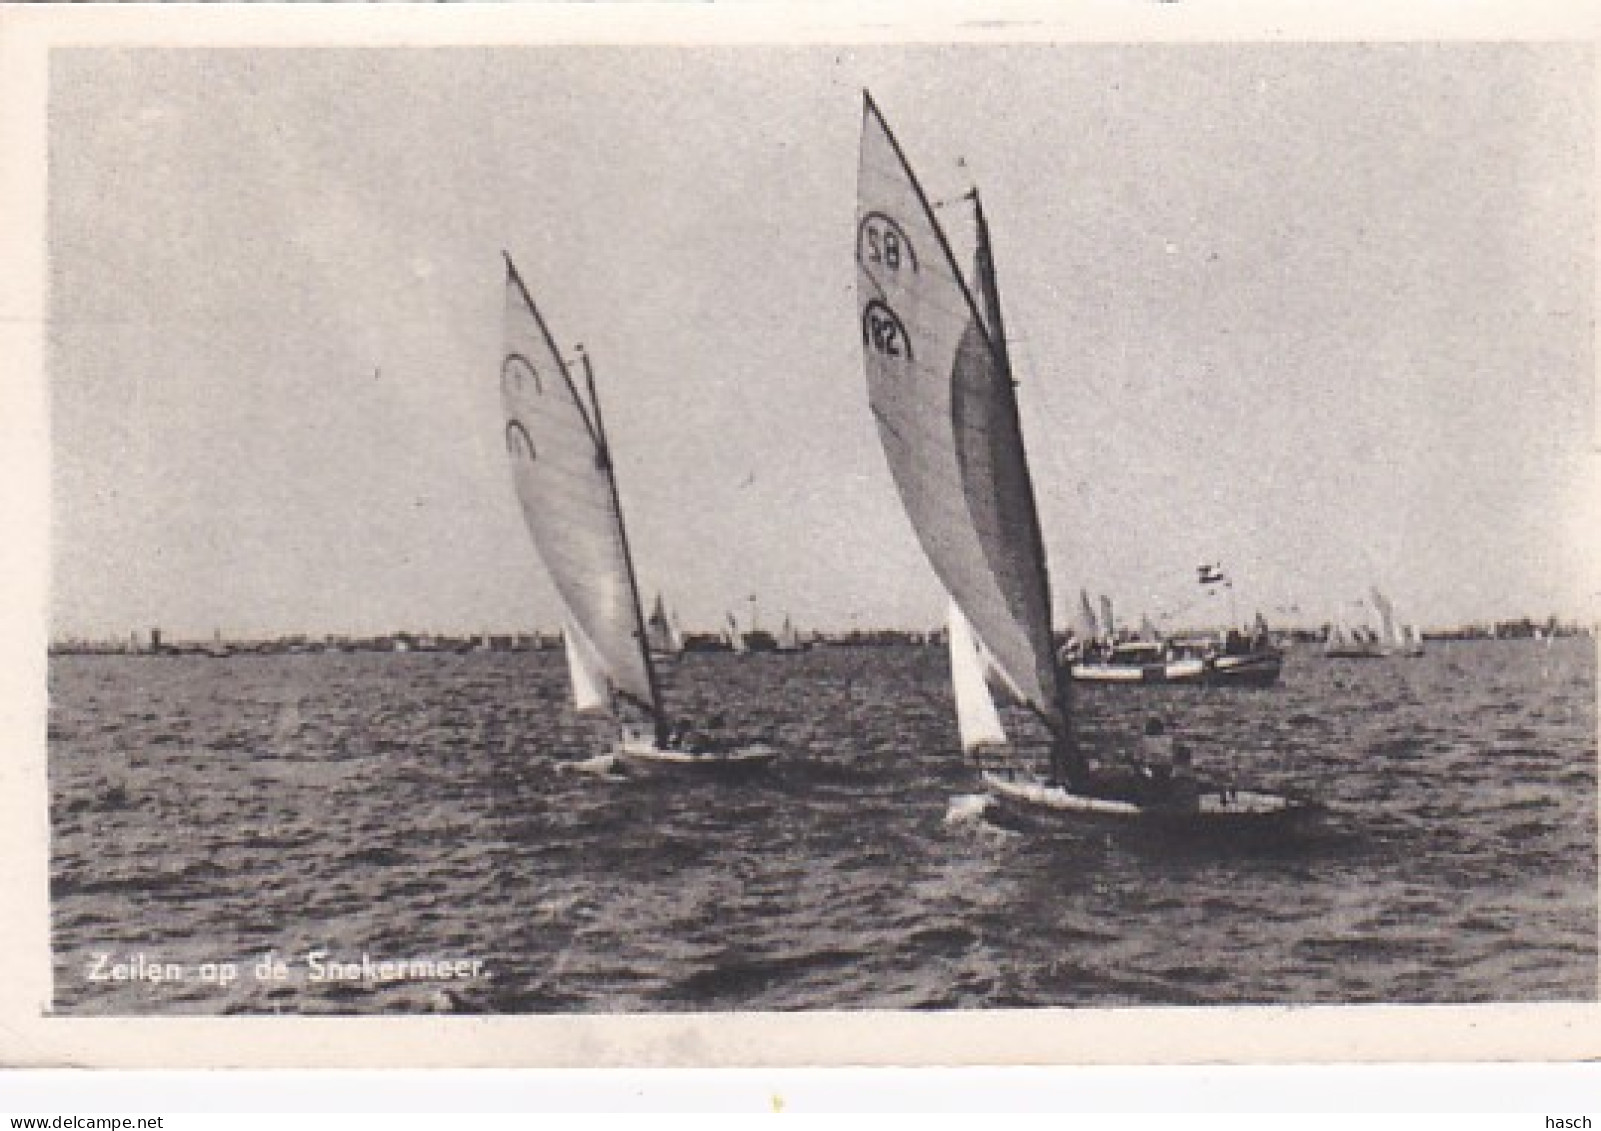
[{"x1": 48, "y1": 638, "x2": 1597, "y2": 1013}]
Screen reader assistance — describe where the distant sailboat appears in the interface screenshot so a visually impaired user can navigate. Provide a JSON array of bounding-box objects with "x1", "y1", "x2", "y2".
[
  {"x1": 725, "y1": 612, "x2": 748, "y2": 655},
  {"x1": 1371, "y1": 587, "x2": 1425, "y2": 657},
  {"x1": 1369, "y1": 588, "x2": 1397, "y2": 648},
  {"x1": 645, "y1": 594, "x2": 684, "y2": 659},
  {"x1": 1326, "y1": 596, "x2": 1388, "y2": 659},
  {"x1": 775, "y1": 614, "x2": 805, "y2": 653},
  {"x1": 1075, "y1": 589, "x2": 1101, "y2": 647},
  {"x1": 855, "y1": 92, "x2": 1312, "y2": 830},
  {"x1": 500, "y1": 253, "x2": 775, "y2": 772}
]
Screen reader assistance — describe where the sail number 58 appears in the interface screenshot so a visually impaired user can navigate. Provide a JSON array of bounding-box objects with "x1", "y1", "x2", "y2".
[
  {"x1": 859, "y1": 212, "x2": 918, "y2": 275},
  {"x1": 866, "y1": 226, "x2": 903, "y2": 270}
]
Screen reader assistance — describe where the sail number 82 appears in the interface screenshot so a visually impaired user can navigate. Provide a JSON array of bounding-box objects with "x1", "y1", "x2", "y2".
[{"x1": 862, "y1": 300, "x2": 912, "y2": 361}]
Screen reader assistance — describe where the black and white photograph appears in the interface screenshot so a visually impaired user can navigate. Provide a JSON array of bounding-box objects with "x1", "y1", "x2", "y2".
[{"x1": 6, "y1": 3, "x2": 1598, "y2": 1068}]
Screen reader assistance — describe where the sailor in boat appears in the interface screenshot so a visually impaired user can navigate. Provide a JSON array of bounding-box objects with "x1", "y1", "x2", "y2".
[
  {"x1": 1139, "y1": 715, "x2": 1176, "y2": 772},
  {"x1": 1080, "y1": 716, "x2": 1201, "y2": 810},
  {"x1": 668, "y1": 714, "x2": 732, "y2": 756},
  {"x1": 1167, "y1": 746, "x2": 1201, "y2": 808},
  {"x1": 1134, "y1": 717, "x2": 1202, "y2": 807}
]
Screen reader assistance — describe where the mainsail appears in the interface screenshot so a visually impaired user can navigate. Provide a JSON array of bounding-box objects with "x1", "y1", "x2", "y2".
[
  {"x1": 501, "y1": 255, "x2": 665, "y2": 742},
  {"x1": 1099, "y1": 594, "x2": 1116, "y2": 641},
  {"x1": 856, "y1": 91, "x2": 1073, "y2": 778}
]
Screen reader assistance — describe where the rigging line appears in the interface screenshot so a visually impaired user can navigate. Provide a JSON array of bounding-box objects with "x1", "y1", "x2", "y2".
[
  {"x1": 930, "y1": 188, "x2": 979, "y2": 210},
  {"x1": 920, "y1": 149, "x2": 1240, "y2": 635}
]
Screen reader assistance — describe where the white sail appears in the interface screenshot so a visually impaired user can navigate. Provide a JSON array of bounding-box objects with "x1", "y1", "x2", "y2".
[
  {"x1": 726, "y1": 613, "x2": 748, "y2": 655},
  {"x1": 1370, "y1": 587, "x2": 1400, "y2": 645},
  {"x1": 1076, "y1": 589, "x2": 1101, "y2": 643},
  {"x1": 856, "y1": 92, "x2": 1064, "y2": 737},
  {"x1": 947, "y1": 599, "x2": 1007, "y2": 752},
  {"x1": 563, "y1": 619, "x2": 609, "y2": 713},
  {"x1": 1099, "y1": 595, "x2": 1116, "y2": 641},
  {"x1": 501, "y1": 257, "x2": 662, "y2": 732},
  {"x1": 646, "y1": 594, "x2": 682, "y2": 655},
  {"x1": 777, "y1": 615, "x2": 799, "y2": 651}
]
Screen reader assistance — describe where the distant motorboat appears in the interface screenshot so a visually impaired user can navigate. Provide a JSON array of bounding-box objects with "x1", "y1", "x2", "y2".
[{"x1": 1069, "y1": 637, "x2": 1283, "y2": 687}]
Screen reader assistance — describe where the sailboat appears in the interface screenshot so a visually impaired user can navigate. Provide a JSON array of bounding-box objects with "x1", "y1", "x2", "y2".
[
  {"x1": 724, "y1": 612, "x2": 749, "y2": 655},
  {"x1": 1074, "y1": 589, "x2": 1102, "y2": 649},
  {"x1": 775, "y1": 614, "x2": 805, "y2": 653},
  {"x1": 645, "y1": 594, "x2": 684, "y2": 659},
  {"x1": 1370, "y1": 587, "x2": 1425, "y2": 657},
  {"x1": 855, "y1": 92, "x2": 1312, "y2": 830},
  {"x1": 499, "y1": 253, "x2": 776, "y2": 772},
  {"x1": 1325, "y1": 598, "x2": 1387, "y2": 659}
]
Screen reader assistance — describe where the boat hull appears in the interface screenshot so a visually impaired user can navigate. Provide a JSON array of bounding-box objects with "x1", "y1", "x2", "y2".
[
  {"x1": 615, "y1": 738, "x2": 779, "y2": 775},
  {"x1": 980, "y1": 771, "x2": 1320, "y2": 836},
  {"x1": 1069, "y1": 651, "x2": 1283, "y2": 687}
]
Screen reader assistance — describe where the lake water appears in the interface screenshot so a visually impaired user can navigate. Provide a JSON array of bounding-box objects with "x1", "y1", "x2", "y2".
[{"x1": 48, "y1": 636, "x2": 1596, "y2": 1013}]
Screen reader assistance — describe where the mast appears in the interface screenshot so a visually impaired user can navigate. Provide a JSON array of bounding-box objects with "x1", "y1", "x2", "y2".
[
  {"x1": 970, "y1": 189, "x2": 1081, "y2": 785},
  {"x1": 971, "y1": 189, "x2": 1014, "y2": 377},
  {"x1": 577, "y1": 347, "x2": 670, "y2": 748}
]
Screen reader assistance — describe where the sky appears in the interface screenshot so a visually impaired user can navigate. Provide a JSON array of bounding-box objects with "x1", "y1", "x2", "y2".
[{"x1": 46, "y1": 43, "x2": 1597, "y2": 641}]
